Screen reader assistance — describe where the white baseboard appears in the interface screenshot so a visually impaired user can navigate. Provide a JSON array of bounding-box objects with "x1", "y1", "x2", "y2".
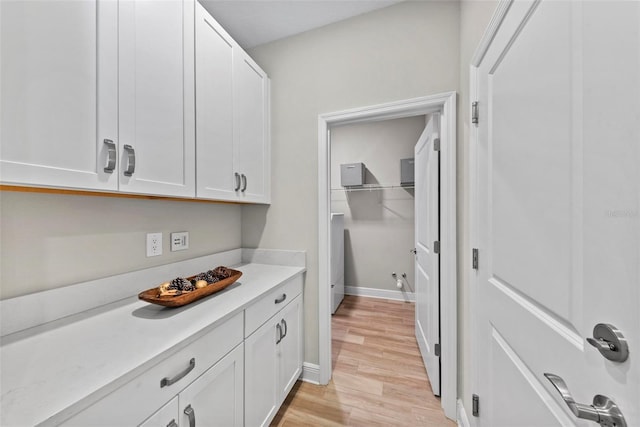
[
  {"x1": 300, "y1": 362, "x2": 320, "y2": 385},
  {"x1": 344, "y1": 285, "x2": 415, "y2": 302},
  {"x1": 457, "y1": 399, "x2": 471, "y2": 427}
]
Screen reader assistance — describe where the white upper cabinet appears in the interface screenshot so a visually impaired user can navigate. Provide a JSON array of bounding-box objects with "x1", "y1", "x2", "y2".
[
  {"x1": 118, "y1": 0, "x2": 195, "y2": 197},
  {"x1": 194, "y1": 2, "x2": 236, "y2": 200},
  {"x1": 1, "y1": 0, "x2": 269, "y2": 203},
  {"x1": 233, "y1": 51, "x2": 270, "y2": 203},
  {"x1": 195, "y1": 2, "x2": 271, "y2": 204},
  {"x1": 0, "y1": 0, "x2": 118, "y2": 190}
]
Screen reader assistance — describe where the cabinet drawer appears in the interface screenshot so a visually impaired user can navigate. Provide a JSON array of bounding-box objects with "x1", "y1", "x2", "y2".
[
  {"x1": 62, "y1": 312, "x2": 243, "y2": 426},
  {"x1": 244, "y1": 274, "x2": 302, "y2": 337}
]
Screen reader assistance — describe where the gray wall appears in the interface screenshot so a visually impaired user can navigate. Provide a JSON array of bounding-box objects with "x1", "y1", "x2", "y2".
[
  {"x1": 0, "y1": 191, "x2": 241, "y2": 299},
  {"x1": 330, "y1": 116, "x2": 425, "y2": 293},
  {"x1": 243, "y1": 0, "x2": 461, "y2": 365}
]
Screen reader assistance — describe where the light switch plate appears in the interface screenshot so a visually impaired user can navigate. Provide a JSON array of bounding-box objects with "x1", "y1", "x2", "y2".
[
  {"x1": 146, "y1": 233, "x2": 162, "y2": 257},
  {"x1": 171, "y1": 232, "x2": 189, "y2": 252}
]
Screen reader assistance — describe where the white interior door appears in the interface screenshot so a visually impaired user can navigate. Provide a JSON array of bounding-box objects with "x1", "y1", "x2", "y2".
[
  {"x1": 331, "y1": 212, "x2": 345, "y2": 314},
  {"x1": 415, "y1": 114, "x2": 441, "y2": 396},
  {"x1": 474, "y1": 1, "x2": 639, "y2": 426}
]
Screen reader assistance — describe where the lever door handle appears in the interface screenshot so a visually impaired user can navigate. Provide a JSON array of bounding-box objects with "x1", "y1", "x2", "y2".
[{"x1": 544, "y1": 373, "x2": 627, "y2": 427}]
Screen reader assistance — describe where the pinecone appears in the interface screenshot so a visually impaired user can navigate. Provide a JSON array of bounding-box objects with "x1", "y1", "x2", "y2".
[{"x1": 169, "y1": 277, "x2": 192, "y2": 291}]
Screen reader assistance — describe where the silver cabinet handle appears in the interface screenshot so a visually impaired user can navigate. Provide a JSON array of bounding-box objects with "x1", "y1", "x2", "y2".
[
  {"x1": 241, "y1": 173, "x2": 247, "y2": 192},
  {"x1": 586, "y1": 323, "x2": 629, "y2": 363},
  {"x1": 234, "y1": 172, "x2": 241, "y2": 191},
  {"x1": 281, "y1": 319, "x2": 287, "y2": 340},
  {"x1": 123, "y1": 144, "x2": 135, "y2": 176},
  {"x1": 275, "y1": 293, "x2": 287, "y2": 304},
  {"x1": 167, "y1": 420, "x2": 178, "y2": 427},
  {"x1": 276, "y1": 323, "x2": 283, "y2": 345},
  {"x1": 160, "y1": 358, "x2": 195, "y2": 388},
  {"x1": 184, "y1": 404, "x2": 195, "y2": 427},
  {"x1": 103, "y1": 139, "x2": 116, "y2": 173},
  {"x1": 544, "y1": 373, "x2": 627, "y2": 427}
]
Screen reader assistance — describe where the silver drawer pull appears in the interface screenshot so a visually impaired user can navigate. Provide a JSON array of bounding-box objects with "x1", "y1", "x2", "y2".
[
  {"x1": 123, "y1": 144, "x2": 135, "y2": 176},
  {"x1": 167, "y1": 420, "x2": 178, "y2": 427},
  {"x1": 276, "y1": 323, "x2": 282, "y2": 344},
  {"x1": 241, "y1": 173, "x2": 247, "y2": 192},
  {"x1": 103, "y1": 139, "x2": 116, "y2": 173},
  {"x1": 184, "y1": 404, "x2": 196, "y2": 427},
  {"x1": 275, "y1": 294, "x2": 287, "y2": 304},
  {"x1": 160, "y1": 358, "x2": 195, "y2": 388}
]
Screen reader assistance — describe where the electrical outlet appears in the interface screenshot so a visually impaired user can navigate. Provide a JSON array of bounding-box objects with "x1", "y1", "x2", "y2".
[
  {"x1": 146, "y1": 233, "x2": 162, "y2": 257},
  {"x1": 171, "y1": 231, "x2": 189, "y2": 252}
]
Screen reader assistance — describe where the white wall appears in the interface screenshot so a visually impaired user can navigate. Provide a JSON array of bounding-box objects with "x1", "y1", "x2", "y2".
[
  {"x1": 243, "y1": 1, "x2": 460, "y2": 365},
  {"x1": 330, "y1": 116, "x2": 425, "y2": 293},
  {"x1": 0, "y1": 191, "x2": 241, "y2": 299}
]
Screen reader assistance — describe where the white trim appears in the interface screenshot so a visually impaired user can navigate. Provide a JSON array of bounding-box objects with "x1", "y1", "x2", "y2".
[
  {"x1": 344, "y1": 286, "x2": 415, "y2": 302},
  {"x1": 470, "y1": 0, "x2": 513, "y2": 67},
  {"x1": 318, "y1": 92, "x2": 457, "y2": 420},
  {"x1": 300, "y1": 362, "x2": 320, "y2": 385},
  {"x1": 457, "y1": 399, "x2": 471, "y2": 427},
  {"x1": 469, "y1": 2, "x2": 511, "y2": 422}
]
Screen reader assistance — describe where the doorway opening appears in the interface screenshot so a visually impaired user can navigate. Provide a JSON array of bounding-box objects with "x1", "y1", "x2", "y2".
[{"x1": 317, "y1": 92, "x2": 457, "y2": 420}]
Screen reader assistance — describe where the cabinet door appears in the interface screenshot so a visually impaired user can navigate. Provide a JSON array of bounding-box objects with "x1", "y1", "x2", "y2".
[
  {"x1": 278, "y1": 294, "x2": 303, "y2": 401},
  {"x1": 244, "y1": 315, "x2": 279, "y2": 427},
  {"x1": 0, "y1": 0, "x2": 118, "y2": 190},
  {"x1": 194, "y1": 2, "x2": 236, "y2": 200},
  {"x1": 233, "y1": 51, "x2": 270, "y2": 203},
  {"x1": 139, "y1": 397, "x2": 179, "y2": 427},
  {"x1": 179, "y1": 344, "x2": 244, "y2": 427},
  {"x1": 118, "y1": 0, "x2": 195, "y2": 197}
]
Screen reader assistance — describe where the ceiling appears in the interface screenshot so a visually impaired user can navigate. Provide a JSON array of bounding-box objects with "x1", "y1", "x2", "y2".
[{"x1": 199, "y1": 0, "x2": 404, "y2": 49}]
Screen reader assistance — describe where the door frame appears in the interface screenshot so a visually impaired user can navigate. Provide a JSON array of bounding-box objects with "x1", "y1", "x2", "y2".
[
  {"x1": 317, "y1": 92, "x2": 457, "y2": 419},
  {"x1": 468, "y1": 2, "x2": 517, "y2": 425}
]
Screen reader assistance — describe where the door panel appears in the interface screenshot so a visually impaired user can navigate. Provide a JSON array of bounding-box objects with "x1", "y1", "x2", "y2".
[
  {"x1": 414, "y1": 114, "x2": 440, "y2": 395},
  {"x1": 476, "y1": 1, "x2": 639, "y2": 425},
  {"x1": 119, "y1": 0, "x2": 195, "y2": 197},
  {"x1": 0, "y1": 0, "x2": 117, "y2": 190},
  {"x1": 195, "y1": 1, "x2": 236, "y2": 200},
  {"x1": 234, "y1": 53, "x2": 268, "y2": 202}
]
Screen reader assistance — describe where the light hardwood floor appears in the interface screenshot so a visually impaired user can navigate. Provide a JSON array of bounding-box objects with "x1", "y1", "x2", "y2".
[{"x1": 270, "y1": 295, "x2": 456, "y2": 426}]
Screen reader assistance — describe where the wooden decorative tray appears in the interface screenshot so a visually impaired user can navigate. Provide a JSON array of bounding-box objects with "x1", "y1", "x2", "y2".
[{"x1": 138, "y1": 268, "x2": 242, "y2": 308}]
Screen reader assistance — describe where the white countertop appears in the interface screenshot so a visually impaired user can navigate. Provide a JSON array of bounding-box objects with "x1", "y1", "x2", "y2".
[{"x1": 0, "y1": 262, "x2": 305, "y2": 426}]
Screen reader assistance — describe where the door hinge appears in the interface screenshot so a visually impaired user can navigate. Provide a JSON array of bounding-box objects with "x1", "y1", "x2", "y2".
[
  {"x1": 472, "y1": 101, "x2": 479, "y2": 124},
  {"x1": 472, "y1": 394, "x2": 480, "y2": 417},
  {"x1": 472, "y1": 248, "x2": 479, "y2": 270},
  {"x1": 433, "y1": 138, "x2": 441, "y2": 151},
  {"x1": 434, "y1": 343, "x2": 441, "y2": 357},
  {"x1": 434, "y1": 241, "x2": 440, "y2": 254}
]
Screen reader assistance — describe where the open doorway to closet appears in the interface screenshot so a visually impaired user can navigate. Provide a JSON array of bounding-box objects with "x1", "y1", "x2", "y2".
[{"x1": 317, "y1": 93, "x2": 457, "y2": 420}]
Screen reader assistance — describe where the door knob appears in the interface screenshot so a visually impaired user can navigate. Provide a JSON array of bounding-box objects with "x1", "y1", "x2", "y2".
[
  {"x1": 586, "y1": 323, "x2": 628, "y2": 362},
  {"x1": 544, "y1": 373, "x2": 627, "y2": 427}
]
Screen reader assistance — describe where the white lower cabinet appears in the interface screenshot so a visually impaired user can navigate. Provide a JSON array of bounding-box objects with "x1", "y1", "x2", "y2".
[
  {"x1": 245, "y1": 293, "x2": 303, "y2": 427},
  {"x1": 140, "y1": 344, "x2": 244, "y2": 427},
  {"x1": 59, "y1": 276, "x2": 303, "y2": 427}
]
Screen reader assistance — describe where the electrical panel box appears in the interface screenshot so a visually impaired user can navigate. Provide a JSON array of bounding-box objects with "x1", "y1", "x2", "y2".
[
  {"x1": 400, "y1": 158, "x2": 414, "y2": 186},
  {"x1": 340, "y1": 163, "x2": 365, "y2": 187}
]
